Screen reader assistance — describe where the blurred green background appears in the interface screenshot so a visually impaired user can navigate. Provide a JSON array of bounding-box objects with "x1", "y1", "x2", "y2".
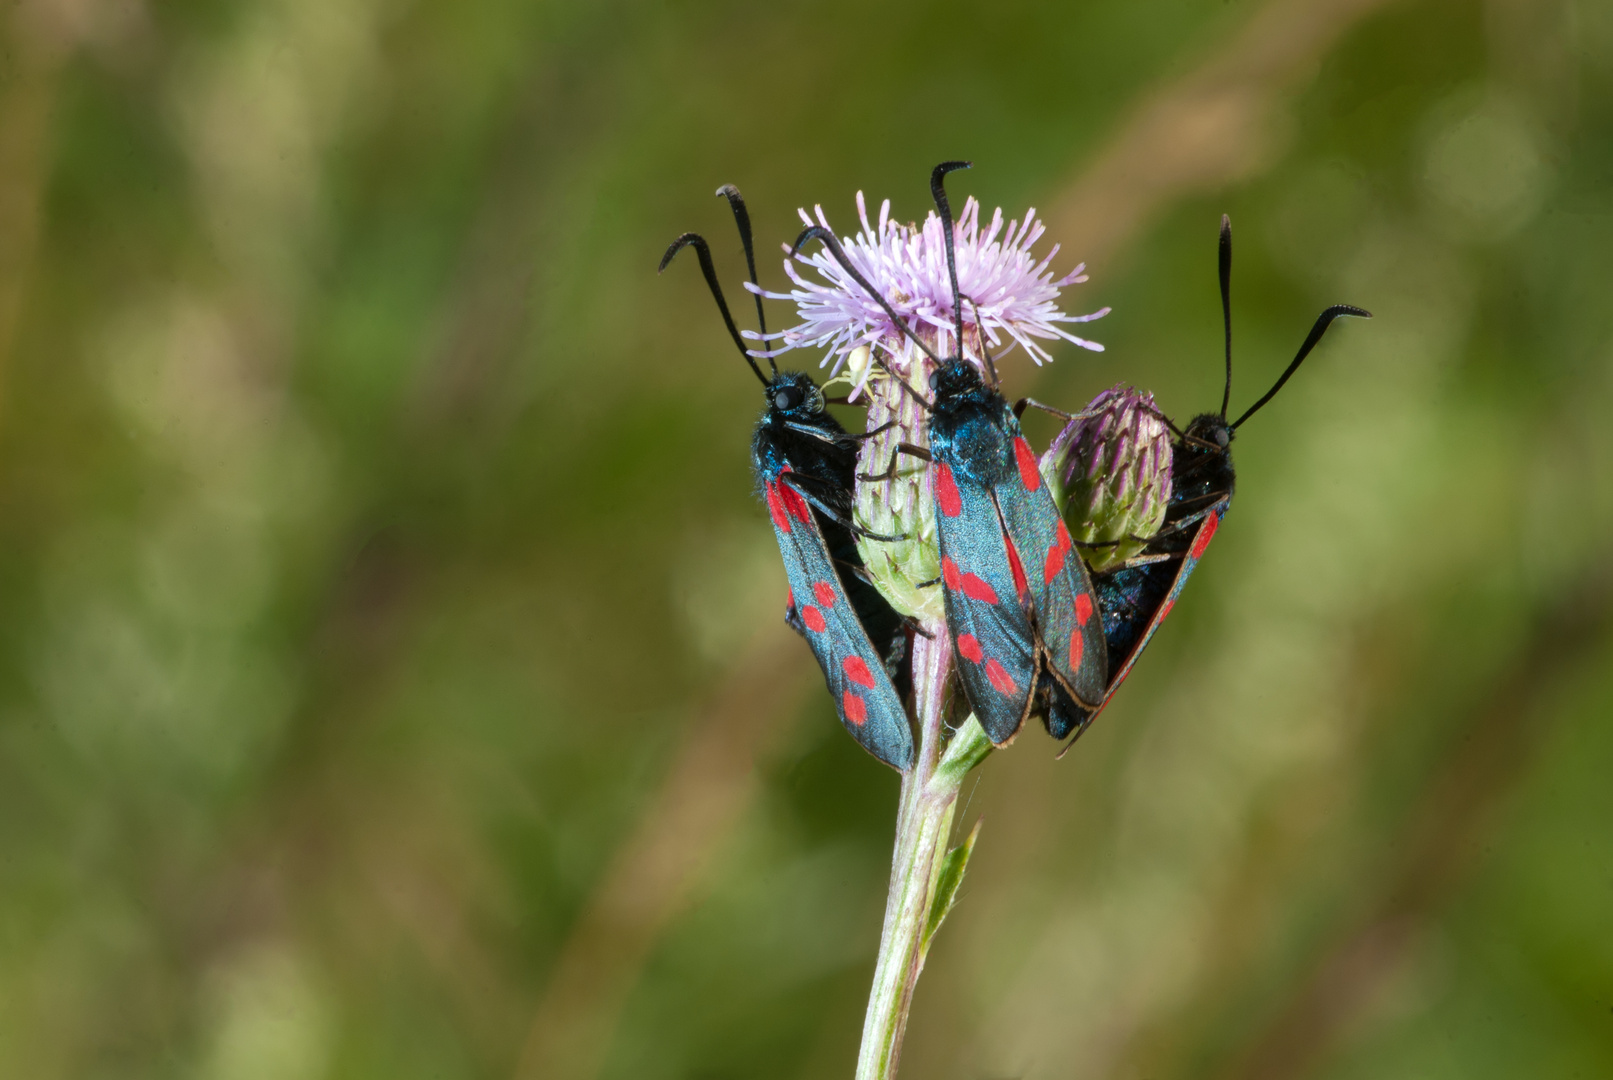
[{"x1": 2, "y1": 0, "x2": 1612, "y2": 1077}]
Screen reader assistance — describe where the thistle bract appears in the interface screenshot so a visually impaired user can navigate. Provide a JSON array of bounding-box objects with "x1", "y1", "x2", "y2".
[
  {"x1": 1042, "y1": 385, "x2": 1171, "y2": 573},
  {"x1": 749, "y1": 193, "x2": 1108, "y2": 618}
]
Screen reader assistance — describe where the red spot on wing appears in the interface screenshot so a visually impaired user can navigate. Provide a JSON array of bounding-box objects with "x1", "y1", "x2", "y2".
[
  {"x1": 765, "y1": 483, "x2": 792, "y2": 532},
  {"x1": 842, "y1": 656, "x2": 876, "y2": 688},
  {"x1": 802, "y1": 605, "x2": 827, "y2": 633},
  {"x1": 1068, "y1": 628, "x2": 1083, "y2": 669},
  {"x1": 1157, "y1": 598, "x2": 1175, "y2": 623},
  {"x1": 956, "y1": 633, "x2": 984, "y2": 663},
  {"x1": 843, "y1": 692, "x2": 867, "y2": 726},
  {"x1": 1075, "y1": 593, "x2": 1093, "y2": 627},
  {"x1": 941, "y1": 556, "x2": 963, "y2": 591},
  {"x1": 1057, "y1": 518, "x2": 1074, "y2": 553},
  {"x1": 934, "y1": 462, "x2": 962, "y2": 517},
  {"x1": 1043, "y1": 539, "x2": 1066, "y2": 584},
  {"x1": 779, "y1": 483, "x2": 813, "y2": 525},
  {"x1": 813, "y1": 581, "x2": 837, "y2": 608},
  {"x1": 1189, "y1": 512, "x2": 1219, "y2": 560},
  {"x1": 961, "y1": 572, "x2": 999, "y2": 605},
  {"x1": 984, "y1": 658, "x2": 1018, "y2": 696},
  {"x1": 1014, "y1": 437, "x2": 1041, "y2": 492},
  {"x1": 1005, "y1": 534, "x2": 1029, "y2": 597}
]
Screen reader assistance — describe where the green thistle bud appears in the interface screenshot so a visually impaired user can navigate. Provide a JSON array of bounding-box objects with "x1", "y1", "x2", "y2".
[
  {"x1": 851, "y1": 344, "x2": 944, "y2": 623},
  {"x1": 1041, "y1": 385, "x2": 1172, "y2": 574}
]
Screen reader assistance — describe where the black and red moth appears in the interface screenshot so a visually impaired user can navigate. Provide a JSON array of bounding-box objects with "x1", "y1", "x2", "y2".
[
  {"x1": 793, "y1": 162, "x2": 1109, "y2": 748},
  {"x1": 1055, "y1": 216, "x2": 1370, "y2": 745},
  {"x1": 660, "y1": 188, "x2": 915, "y2": 771},
  {"x1": 927, "y1": 357, "x2": 1108, "y2": 746}
]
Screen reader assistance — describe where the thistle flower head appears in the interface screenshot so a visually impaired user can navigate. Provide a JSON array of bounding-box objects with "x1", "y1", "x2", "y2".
[
  {"x1": 748, "y1": 192, "x2": 1108, "y2": 391},
  {"x1": 1043, "y1": 385, "x2": 1172, "y2": 574}
]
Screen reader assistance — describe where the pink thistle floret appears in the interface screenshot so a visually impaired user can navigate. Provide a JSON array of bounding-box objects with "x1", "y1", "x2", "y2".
[{"x1": 745, "y1": 192, "x2": 1108, "y2": 387}]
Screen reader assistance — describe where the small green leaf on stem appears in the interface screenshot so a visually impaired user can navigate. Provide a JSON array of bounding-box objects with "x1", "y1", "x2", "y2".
[{"x1": 920, "y1": 817, "x2": 983, "y2": 956}]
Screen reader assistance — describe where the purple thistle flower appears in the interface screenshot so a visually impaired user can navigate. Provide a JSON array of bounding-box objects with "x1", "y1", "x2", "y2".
[{"x1": 746, "y1": 192, "x2": 1108, "y2": 393}]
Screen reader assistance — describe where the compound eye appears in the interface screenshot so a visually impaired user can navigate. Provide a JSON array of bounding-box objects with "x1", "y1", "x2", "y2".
[
  {"x1": 928, "y1": 371, "x2": 941, "y2": 391},
  {"x1": 1215, "y1": 428, "x2": 1230, "y2": 447},
  {"x1": 774, "y1": 388, "x2": 797, "y2": 411}
]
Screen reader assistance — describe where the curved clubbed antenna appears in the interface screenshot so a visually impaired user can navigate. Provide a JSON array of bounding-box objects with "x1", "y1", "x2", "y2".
[
  {"x1": 1229, "y1": 304, "x2": 1373, "y2": 430},
  {"x1": 1219, "y1": 214, "x2": 1233, "y2": 420},
  {"x1": 715, "y1": 184, "x2": 776, "y2": 378},
  {"x1": 929, "y1": 161, "x2": 972, "y2": 363},
  {"x1": 659, "y1": 232, "x2": 769, "y2": 386},
  {"x1": 790, "y1": 224, "x2": 937, "y2": 408}
]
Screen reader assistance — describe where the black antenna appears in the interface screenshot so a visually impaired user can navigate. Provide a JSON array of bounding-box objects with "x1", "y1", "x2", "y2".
[
  {"x1": 659, "y1": 232, "x2": 768, "y2": 386},
  {"x1": 791, "y1": 225, "x2": 938, "y2": 409},
  {"x1": 1229, "y1": 304, "x2": 1372, "y2": 430},
  {"x1": 930, "y1": 161, "x2": 971, "y2": 362},
  {"x1": 716, "y1": 184, "x2": 775, "y2": 378},
  {"x1": 965, "y1": 297, "x2": 1001, "y2": 386},
  {"x1": 1218, "y1": 214, "x2": 1233, "y2": 420}
]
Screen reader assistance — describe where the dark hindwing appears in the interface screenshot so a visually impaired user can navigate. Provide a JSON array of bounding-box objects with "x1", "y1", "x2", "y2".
[
  {"x1": 765, "y1": 475, "x2": 914, "y2": 770},
  {"x1": 1054, "y1": 500, "x2": 1229, "y2": 746},
  {"x1": 992, "y1": 434, "x2": 1108, "y2": 713},
  {"x1": 931, "y1": 460, "x2": 1039, "y2": 745}
]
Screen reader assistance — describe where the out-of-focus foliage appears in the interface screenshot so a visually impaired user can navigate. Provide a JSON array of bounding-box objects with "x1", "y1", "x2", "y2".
[{"x1": 0, "y1": 0, "x2": 1609, "y2": 1078}]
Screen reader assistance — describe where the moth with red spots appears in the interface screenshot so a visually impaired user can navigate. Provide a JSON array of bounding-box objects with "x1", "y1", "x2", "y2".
[
  {"x1": 1051, "y1": 216, "x2": 1370, "y2": 745},
  {"x1": 794, "y1": 162, "x2": 1109, "y2": 747},
  {"x1": 927, "y1": 355, "x2": 1108, "y2": 745},
  {"x1": 660, "y1": 187, "x2": 915, "y2": 771}
]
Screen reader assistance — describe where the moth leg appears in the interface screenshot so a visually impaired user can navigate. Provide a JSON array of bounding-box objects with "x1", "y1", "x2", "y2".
[
  {"x1": 782, "y1": 418, "x2": 896, "y2": 445},
  {"x1": 783, "y1": 597, "x2": 807, "y2": 638},
  {"x1": 857, "y1": 441, "x2": 932, "y2": 481},
  {"x1": 840, "y1": 419, "x2": 898, "y2": 443},
  {"x1": 779, "y1": 473, "x2": 905, "y2": 543},
  {"x1": 1013, "y1": 397, "x2": 1101, "y2": 422},
  {"x1": 850, "y1": 523, "x2": 904, "y2": 543},
  {"x1": 906, "y1": 619, "x2": 935, "y2": 640}
]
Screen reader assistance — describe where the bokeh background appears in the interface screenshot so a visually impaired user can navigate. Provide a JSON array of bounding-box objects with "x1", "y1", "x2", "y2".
[{"x1": 2, "y1": 0, "x2": 1611, "y2": 1077}]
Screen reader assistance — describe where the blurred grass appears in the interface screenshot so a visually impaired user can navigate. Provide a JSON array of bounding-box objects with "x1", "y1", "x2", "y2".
[{"x1": 1, "y1": 0, "x2": 1611, "y2": 1078}]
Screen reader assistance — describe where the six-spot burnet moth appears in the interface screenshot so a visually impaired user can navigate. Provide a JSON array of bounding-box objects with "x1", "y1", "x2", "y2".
[
  {"x1": 1049, "y1": 215, "x2": 1370, "y2": 747},
  {"x1": 659, "y1": 186, "x2": 916, "y2": 771},
  {"x1": 791, "y1": 163, "x2": 1108, "y2": 748}
]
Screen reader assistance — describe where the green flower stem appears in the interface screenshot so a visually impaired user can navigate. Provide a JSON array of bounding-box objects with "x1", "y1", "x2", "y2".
[{"x1": 856, "y1": 622, "x2": 993, "y2": 1080}]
